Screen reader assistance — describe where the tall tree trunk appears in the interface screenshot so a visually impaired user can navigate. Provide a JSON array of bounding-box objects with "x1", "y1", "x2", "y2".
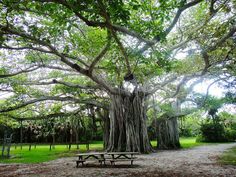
[
  {"x1": 102, "y1": 110, "x2": 110, "y2": 149},
  {"x1": 75, "y1": 127, "x2": 79, "y2": 149},
  {"x1": 106, "y1": 89, "x2": 153, "y2": 153},
  {"x1": 157, "y1": 115, "x2": 180, "y2": 149},
  {"x1": 89, "y1": 106, "x2": 97, "y2": 140}
]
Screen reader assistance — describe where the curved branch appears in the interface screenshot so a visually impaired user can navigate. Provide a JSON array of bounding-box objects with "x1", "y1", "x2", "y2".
[
  {"x1": 200, "y1": 76, "x2": 233, "y2": 107},
  {"x1": 0, "y1": 96, "x2": 108, "y2": 113},
  {"x1": 164, "y1": 0, "x2": 204, "y2": 36},
  {"x1": 3, "y1": 112, "x2": 78, "y2": 121},
  {"x1": 24, "y1": 79, "x2": 101, "y2": 90},
  {"x1": 112, "y1": 25, "x2": 155, "y2": 45},
  {"x1": 89, "y1": 37, "x2": 111, "y2": 73},
  {"x1": 201, "y1": 25, "x2": 236, "y2": 74},
  {"x1": 111, "y1": 30, "x2": 131, "y2": 74},
  {"x1": 139, "y1": 0, "x2": 204, "y2": 53},
  {"x1": 146, "y1": 76, "x2": 178, "y2": 95},
  {"x1": 0, "y1": 96, "x2": 76, "y2": 113},
  {"x1": 0, "y1": 66, "x2": 41, "y2": 78},
  {"x1": 0, "y1": 45, "x2": 53, "y2": 54}
]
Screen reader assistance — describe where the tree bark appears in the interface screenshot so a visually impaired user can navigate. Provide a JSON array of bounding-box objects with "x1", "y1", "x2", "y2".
[
  {"x1": 106, "y1": 89, "x2": 153, "y2": 153},
  {"x1": 102, "y1": 110, "x2": 110, "y2": 150},
  {"x1": 157, "y1": 115, "x2": 180, "y2": 149}
]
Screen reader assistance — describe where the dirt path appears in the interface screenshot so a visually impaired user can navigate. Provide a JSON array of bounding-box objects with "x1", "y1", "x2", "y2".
[{"x1": 0, "y1": 143, "x2": 236, "y2": 177}]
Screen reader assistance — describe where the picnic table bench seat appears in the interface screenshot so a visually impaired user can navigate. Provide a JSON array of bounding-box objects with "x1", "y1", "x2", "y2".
[{"x1": 76, "y1": 152, "x2": 139, "y2": 167}]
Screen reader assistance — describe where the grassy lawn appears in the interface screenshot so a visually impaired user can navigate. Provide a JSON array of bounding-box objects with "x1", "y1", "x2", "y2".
[
  {"x1": 0, "y1": 137, "x2": 207, "y2": 164},
  {"x1": 179, "y1": 137, "x2": 207, "y2": 149},
  {"x1": 0, "y1": 143, "x2": 104, "y2": 164},
  {"x1": 219, "y1": 146, "x2": 236, "y2": 166},
  {"x1": 151, "y1": 137, "x2": 207, "y2": 149}
]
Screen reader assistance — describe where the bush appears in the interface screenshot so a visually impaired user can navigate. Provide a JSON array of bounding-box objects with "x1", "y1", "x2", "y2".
[
  {"x1": 199, "y1": 121, "x2": 236, "y2": 142},
  {"x1": 224, "y1": 128, "x2": 236, "y2": 142},
  {"x1": 200, "y1": 122, "x2": 226, "y2": 142},
  {"x1": 179, "y1": 128, "x2": 192, "y2": 137}
]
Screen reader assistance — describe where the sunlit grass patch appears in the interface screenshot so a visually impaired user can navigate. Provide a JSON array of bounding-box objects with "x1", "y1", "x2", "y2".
[{"x1": 180, "y1": 137, "x2": 207, "y2": 149}]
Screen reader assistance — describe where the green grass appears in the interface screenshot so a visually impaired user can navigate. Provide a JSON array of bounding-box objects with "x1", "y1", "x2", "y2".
[
  {"x1": 219, "y1": 146, "x2": 236, "y2": 166},
  {"x1": 179, "y1": 137, "x2": 207, "y2": 149},
  {"x1": 0, "y1": 143, "x2": 104, "y2": 164},
  {"x1": 0, "y1": 137, "x2": 209, "y2": 164},
  {"x1": 151, "y1": 137, "x2": 207, "y2": 149}
]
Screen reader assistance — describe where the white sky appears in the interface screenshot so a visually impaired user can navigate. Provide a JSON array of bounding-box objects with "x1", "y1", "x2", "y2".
[{"x1": 193, "y1": 81, "x2": 224, "y2": 98}]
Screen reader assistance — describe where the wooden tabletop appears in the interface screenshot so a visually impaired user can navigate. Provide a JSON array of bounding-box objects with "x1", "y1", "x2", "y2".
[
  {"x1": 76, "y1": 152, "x2": 139, "y2": 156},
  {"x1": 106, "y1": 152, "x2": 139, "y2": 155},
  {"x1": 76, "y1": 152, "x2": 105, "y2": 156}
]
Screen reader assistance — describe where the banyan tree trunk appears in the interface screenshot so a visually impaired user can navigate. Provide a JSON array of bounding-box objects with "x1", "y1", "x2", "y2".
[
  {"x1": 106, "y1": 90, "x2": 153, "y2": 153},
  {"x1": 103, "y1": 111, "x2": 110, "y2": 149},
  {"x1": 157, "y1": 116, "x2": 180, "y2": 149}
]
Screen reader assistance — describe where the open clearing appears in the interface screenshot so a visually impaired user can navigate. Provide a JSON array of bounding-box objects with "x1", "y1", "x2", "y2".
[{"x1": 0, "y1": 143, "x2": 236, "y2": 177}]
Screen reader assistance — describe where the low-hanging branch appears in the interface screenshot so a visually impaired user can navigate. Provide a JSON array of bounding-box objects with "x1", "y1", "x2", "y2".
[
  {"x1": 23, "y1": 79, "x2": 101, "y2": 90},
  {"x1": 0, "y1": 96, "x2": 108, "y2": 113},
  {"x1": 0, "y1": 65, "x2": 41, "y2": 78},
  {"x1": 3, "y1": 112, "x2": 79, "y2": 121},
  {"x1": 0, "y1": 44, "x2": 53, "y2": 54}
]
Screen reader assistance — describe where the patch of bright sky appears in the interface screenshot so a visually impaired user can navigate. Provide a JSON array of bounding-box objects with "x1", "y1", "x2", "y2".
[
  {"x1": 175, "y1": 50, "x2": 225, "y2": 98},
  {"x1": 193, "y1": 80, "x2": 224, "y2": 98}
]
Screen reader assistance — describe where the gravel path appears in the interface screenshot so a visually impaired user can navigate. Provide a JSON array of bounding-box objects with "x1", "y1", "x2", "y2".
[{"x1": 0, "y1": 143, "x2": 236, "y2": 177}]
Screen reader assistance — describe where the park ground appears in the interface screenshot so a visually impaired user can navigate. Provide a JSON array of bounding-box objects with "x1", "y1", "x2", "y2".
[{"x1": 0, "y1": 138, "x2": 236, "y2": 177}]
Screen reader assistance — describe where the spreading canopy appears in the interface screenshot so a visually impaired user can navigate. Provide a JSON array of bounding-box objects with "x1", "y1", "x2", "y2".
[{"x1": 0, "y1": 0, "x2": 235, "y2": 119}]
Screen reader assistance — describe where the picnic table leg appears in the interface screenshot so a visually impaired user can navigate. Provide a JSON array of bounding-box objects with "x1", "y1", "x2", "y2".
[
  {"x1": 131, "y1": 154, "x2": 134, "y2": 166},
  {"x1": 76, "y1": 156, "x2": 85, "y2": 167},
  {"x1": 76, "y1": 161, "x2": 79, "y2": 168}
]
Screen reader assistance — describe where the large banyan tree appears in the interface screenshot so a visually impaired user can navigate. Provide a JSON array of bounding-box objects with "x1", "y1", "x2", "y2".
[{"x1": 0, "y1": 0, "x2": 236, "y2": 152}]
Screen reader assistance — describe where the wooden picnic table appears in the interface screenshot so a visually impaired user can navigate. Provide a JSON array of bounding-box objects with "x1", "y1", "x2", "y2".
[{"x1": 76, "y1": 152, "x2": 139, "y2": 167}]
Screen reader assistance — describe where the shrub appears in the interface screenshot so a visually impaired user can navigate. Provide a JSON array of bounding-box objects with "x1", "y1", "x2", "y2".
[
  {"x1": 224, "y1": 128, "x2": 236, "y2": 142},
  {"x1": 179, "y1": 128, "x2": 192, "y2": 137},
  {"x1": 199, "y1": 121, "x2": 236, "y2": 142},
  {"x1": 200, "y1": 122, "x2": 226, "y2": 142}
]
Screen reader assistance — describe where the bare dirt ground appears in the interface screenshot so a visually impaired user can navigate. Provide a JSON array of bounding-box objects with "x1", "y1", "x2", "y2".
[{"x1": 0, "y1": 143, "x2": 236, "y2": 177}]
